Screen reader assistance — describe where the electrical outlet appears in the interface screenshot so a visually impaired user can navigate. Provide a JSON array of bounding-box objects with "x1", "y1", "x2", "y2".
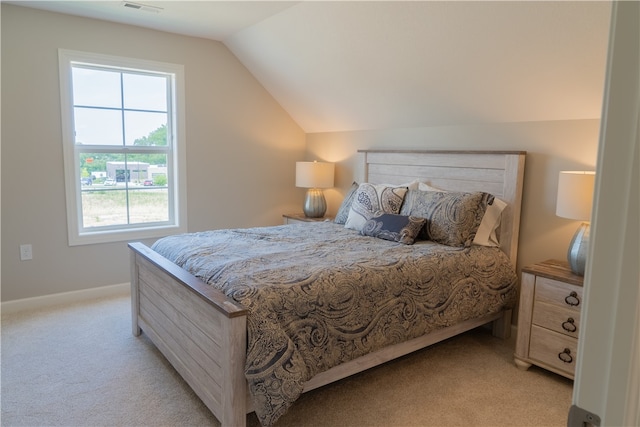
[{"x1": 20, "y1": 244, "x2": 33, "y2": 261}]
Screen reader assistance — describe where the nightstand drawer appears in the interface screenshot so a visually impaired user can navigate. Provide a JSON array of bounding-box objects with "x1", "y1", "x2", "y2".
[
  {"x1": 535, "y1": 277, "x2": 583, "y2": 311},
  {"x1": 530, "y1": 325, "x2": 578, "y2": 376},
  {"x1": 532, "y1": 301, "x2": 581, "y2": 338}
]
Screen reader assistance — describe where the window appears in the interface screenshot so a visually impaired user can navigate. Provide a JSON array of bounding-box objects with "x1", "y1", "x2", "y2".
[{"x1": 59, "y1": 50, "x2": 186, "y2": 245}]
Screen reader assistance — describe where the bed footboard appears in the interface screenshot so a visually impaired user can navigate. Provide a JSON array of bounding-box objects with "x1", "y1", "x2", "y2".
[{"x1": 129, "y1": 242, "x2": 249, "y2": 427}]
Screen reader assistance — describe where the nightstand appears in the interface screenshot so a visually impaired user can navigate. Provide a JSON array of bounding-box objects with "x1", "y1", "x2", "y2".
[
  {"x1": 514, "y1": 259, "x2": 584, "y2": 380},
  {"x1": 282, "y1": 213, "x2": 334, "y2": 224}
]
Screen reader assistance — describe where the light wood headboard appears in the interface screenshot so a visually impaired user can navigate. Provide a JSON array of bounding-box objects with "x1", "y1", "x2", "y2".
[{"x1": 356, "y1": 150, "x2": 526, "y2": 266}]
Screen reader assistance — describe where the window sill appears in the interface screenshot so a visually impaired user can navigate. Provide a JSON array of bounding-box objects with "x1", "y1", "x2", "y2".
[{"x1": 69, "y1": 223, "x2": 186, "y2": 246}]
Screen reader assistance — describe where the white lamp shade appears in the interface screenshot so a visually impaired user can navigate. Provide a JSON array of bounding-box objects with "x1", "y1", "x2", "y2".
[
  {"x1": 556, "y1": 171, "x2": 596, "y2": 220},
  {"x1": 295, "y1": 161, "x2": 335, "y2": 189}
]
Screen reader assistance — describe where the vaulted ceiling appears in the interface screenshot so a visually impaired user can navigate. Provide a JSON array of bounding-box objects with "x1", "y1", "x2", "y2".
[{"x1": 10, "y1": 1, "x2": 612, "y2": 133}]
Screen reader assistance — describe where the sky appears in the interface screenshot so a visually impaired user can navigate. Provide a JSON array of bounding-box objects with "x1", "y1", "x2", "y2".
[{"x1": 72, "y1": 66, "x2": 168, "y2": 146}]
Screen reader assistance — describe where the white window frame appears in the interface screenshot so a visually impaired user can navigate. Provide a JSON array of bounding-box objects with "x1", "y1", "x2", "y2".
[{"x1": 59, "y1": 49, "x2": 187, "y2": 246}]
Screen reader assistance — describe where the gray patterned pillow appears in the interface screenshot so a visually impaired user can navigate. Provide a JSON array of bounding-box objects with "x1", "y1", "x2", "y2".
[
  {"x1": 400, "y1": 190, "x2": 492, "y2": 247},
  {"x1": 344, "y1": 183, "x2": 408, "y2": 231},
  {"x1": 361, "y1": 214, "x2": 426, "y2": 245},
  {"x1": 334, "y1": 182, "x2": 359, "y2": 225}
]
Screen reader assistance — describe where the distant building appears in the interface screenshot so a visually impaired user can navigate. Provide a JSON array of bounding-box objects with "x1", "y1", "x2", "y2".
[
  {"x1": 148, "y1": 165, "x2": 167, "y2": 180},
  {"x1": 106, "y1": 161, "x2": 149, "y2": 182}
]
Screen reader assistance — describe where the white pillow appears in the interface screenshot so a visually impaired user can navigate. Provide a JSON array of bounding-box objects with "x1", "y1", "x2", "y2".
[
  {"x1": 418, "y1": 182, "x2": 506, "y2": 247},
  {"x1": 473, "y1": 197, "x2": 507, "y2": 247},
  {"x1": 418, "y1": 182, "x2": 443, "y2": 192},
  {"x1": 344, "y1": 183, "x2": 408, "y2": 231},
  {"x1": 382, "y1": 179, "x2": 420, "y2": 190}
]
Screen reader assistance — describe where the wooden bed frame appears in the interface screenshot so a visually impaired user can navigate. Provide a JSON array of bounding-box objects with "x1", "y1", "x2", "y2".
[{"x1": 129, "y1": 150, "x2": 526, "y2": 427}]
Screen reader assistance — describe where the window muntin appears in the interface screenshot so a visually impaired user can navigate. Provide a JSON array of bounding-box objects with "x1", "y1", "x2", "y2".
[{"x1": 60, "y1": 50, "x2": 186, "y2": 245}]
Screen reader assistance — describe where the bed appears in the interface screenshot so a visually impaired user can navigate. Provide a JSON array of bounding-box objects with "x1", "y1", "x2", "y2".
[{"x1": 129, "y1": 149, "x2": 526, "y2": 427}]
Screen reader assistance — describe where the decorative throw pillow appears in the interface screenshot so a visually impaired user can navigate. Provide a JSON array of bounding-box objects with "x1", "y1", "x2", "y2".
[
  {"x1": 344, "y1": 183, "x2": 408, "y2": 231},
  {"x1": 361, "y1": 214, "x2": 426, "y2": 245},
  {"x1": 334, "y1": 181, "x2": 359, "y2": 225},
  {"x1": 334, "y1": 181, "x2": 418, "y2": 225},
  {"x1": 400, "y1": 190, "x2": 491, "y2": 247},
  {"x1": 417, "y1": 182, "x2": 506, "y2": 247}
]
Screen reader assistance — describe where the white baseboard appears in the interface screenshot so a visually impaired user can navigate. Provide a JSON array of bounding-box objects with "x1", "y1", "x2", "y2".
[{"x1": 1, "y1": 283, "x2": 130, "y2": 315}]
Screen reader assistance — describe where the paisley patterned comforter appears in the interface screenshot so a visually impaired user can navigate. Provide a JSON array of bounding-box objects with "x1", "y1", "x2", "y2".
[{"x1": 152, "y1": 222, "x2": 518, "y2": 426}]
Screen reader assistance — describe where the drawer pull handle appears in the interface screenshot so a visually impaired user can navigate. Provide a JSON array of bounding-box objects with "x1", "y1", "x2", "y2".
[
  {"x1": 562, "y1": 318, "x2": 577, "y2": 333},
  {"x1": 558, "y1": 348, "x2": 574, "y2": 364},
  {"x1": 565, "y1": 291, "x2": 580, "y2": 307}
]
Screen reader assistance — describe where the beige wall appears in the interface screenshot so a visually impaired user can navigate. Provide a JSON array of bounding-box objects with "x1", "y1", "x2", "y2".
[
  {"x1": 1, "y1": 4, "x2": 603, "y2": 303},
  {"x1": 1, "y1": 5, "x2": 306, "y2": 301},
  {"x1": 306, "y1": 119, "x2": 601, "y2": 275}
]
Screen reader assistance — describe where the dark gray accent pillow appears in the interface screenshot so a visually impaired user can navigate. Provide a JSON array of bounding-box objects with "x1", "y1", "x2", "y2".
[
  {"x1": 334, "y1": 182, "x2": 359, "y2": 225},
  {"x1": 361, "y1": 214, "x2": 427, "y2": 245},
  {"x1": 400, "y1": 190, "x2": 492, "y2": 247}
]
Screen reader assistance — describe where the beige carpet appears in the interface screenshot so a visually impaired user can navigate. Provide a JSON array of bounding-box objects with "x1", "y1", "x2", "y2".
[{"x1": 1, "y1": 294, "x2": 573, "y2": 426}]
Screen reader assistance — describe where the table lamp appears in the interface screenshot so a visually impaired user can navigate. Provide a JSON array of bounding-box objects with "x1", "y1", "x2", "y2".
[
  {"x1": 555, "y1": 171, "x2": 596, "y2": 275},
  {"x1": 295, "y1": 161, "x2": 335, "y2": 218}
]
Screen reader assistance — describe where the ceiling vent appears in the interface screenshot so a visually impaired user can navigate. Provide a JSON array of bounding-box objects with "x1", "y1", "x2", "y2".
[{"x1": 121, "y1": 1, "x2": 163, "y2": 13}]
